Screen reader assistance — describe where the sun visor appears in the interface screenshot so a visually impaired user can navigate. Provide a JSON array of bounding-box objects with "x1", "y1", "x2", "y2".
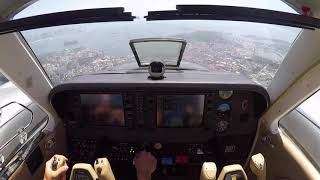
[
  {"x1": 145, "y1": 5, "x2": 320, "y2": 30},
  {"x1": 0, "y1": 7, "x2": 135, "y2": 35}
]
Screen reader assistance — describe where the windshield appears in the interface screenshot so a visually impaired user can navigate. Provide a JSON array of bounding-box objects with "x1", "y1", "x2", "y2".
[{"x1": 15, "y1": 0, "x2": 301, "y2": 88}]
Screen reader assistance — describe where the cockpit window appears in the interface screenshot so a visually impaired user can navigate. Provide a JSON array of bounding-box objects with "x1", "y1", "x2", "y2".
[
  {"x1": 15, "y1": 0, "x2": 301, "y2": 87},
  {"x1": 0, "y1": 73, "x2": 9, "y2": 86}
]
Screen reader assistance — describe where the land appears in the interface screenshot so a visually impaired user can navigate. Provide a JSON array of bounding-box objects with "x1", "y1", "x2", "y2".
[{"x1": 38, "y1": 30, "x2": 291, "y2": 88}]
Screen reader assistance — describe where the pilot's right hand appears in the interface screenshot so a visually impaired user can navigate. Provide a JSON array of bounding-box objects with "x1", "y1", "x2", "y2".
[
  {"x1": 133, "y1": 151, "x2": 157, "y2": 180},
  {"x1": 43, "y1": 155, "x2": 69, "y2": 180}
]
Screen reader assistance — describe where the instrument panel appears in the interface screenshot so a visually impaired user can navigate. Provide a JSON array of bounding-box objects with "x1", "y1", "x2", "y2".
[
  {"x1": 81, "y1": 94, "x2": 205, "y2": 128},
  {"x1": 53, "y1": 90, "x2": 264, "y2": 135},
  {"x1": 50, "y1": 77, "x2": 269, "y2": 180}
]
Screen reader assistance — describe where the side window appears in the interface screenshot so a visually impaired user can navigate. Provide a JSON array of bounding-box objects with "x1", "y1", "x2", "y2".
[
  {"x1": 0, "y1": 72, "x2": 48, "y2": 178},
  {"x1": 297, "y1": 91, "x2": 320, "y2": 128},
  {"x1": 279, "y1": 90, "x2": 320, "y2": 168},
  {"x1": 0, "y1": 73, "x2": 8, "y2": 85}
]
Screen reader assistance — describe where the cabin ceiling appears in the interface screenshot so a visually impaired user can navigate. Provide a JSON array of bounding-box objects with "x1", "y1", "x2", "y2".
[
  {"x1": 0, "y1": 0, "x2": 34, "y2": 20},
  {"x1": 1, "y1": 0, "x2": 320, "y2": 21}
]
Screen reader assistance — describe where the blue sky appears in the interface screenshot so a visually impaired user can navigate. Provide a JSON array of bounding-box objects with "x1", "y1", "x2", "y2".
[{"x1": 15, "y1": 0, "x2": 297, "y2": 19}]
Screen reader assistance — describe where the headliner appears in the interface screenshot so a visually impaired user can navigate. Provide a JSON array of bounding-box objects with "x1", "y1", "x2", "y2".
[{"x1": 1, "y1": 0, "x2": 320, "y2": 21}]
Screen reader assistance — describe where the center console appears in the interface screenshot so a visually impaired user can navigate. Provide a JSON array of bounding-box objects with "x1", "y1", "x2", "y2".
[{"x1": 69, "y1": 138, "x2": 216, "y2": 179}]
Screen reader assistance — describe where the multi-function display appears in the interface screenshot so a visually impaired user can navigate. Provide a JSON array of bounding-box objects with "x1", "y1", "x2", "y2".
[
  {"x1": 157, "y1": 95, "x2": 205, "y2": 128},
  {"x1": 80, "y1": 94, "x2": 205, "y2": 128},
  {"x1": 81, "y1": 94, "x2": 125, "y2": 126}
]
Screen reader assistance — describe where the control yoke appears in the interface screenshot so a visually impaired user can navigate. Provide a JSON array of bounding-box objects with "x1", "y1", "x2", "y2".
[
  {"x1": 94, "y1": 158, "x2": 116, "y2": 180},
  {"x1": 199, "y1": 162, "x2": 248, "y2": 180},
  {"x1": 250, "y1": 153, "x2": 266, "y2": 180},
  {"x1": 200, "y1": 162, "x2": 217, "y2": 180},
  {"x1": 52, "y1": 157, "x2": 115, "y2": 180},
  {"x1": 217, "y1": 164, "x2": 248, "y2": 180}
]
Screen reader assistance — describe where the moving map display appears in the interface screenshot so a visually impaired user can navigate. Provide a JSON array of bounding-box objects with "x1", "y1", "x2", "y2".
[
  {"x1": 81, "y1": 94, "x2": 125, "y2": 126},
  {"x1": 157, "y1": 95, "x2": 205, "y2": 127}
]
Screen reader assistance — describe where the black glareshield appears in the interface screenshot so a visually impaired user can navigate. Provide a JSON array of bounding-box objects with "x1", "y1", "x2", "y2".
[
  {"x1": 145, "y1": 5, "x2": 320, "y2": 30},
  {"x1": 0, "y1": 8, "x2": 135, "y2": 35}
]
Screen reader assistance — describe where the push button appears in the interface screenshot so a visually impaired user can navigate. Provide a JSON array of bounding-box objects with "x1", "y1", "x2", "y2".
[{"x1": 176, "y1": 155, "x2": 189, "y2": 164}]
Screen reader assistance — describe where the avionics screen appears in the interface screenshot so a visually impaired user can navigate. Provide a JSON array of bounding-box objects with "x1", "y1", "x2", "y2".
[
  {"x1": 157, "y1": 95, "x2": 205, "y2": 127},
  {"x1": 81, "y1": 94, "x2": 125, "y2": 126}
]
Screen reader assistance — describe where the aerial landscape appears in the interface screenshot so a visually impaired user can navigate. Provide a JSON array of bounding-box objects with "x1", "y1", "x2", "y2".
[
  {"x1": 21, "y1": 20, "x2": 298, "y2": 88},
  {"x1": 36, "y1": 29, "x2": 291, "y2": 88}
]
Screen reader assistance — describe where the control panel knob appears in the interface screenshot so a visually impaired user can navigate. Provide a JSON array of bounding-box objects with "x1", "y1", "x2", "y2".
[
  {"x1": 154, "y1": 143, "x2": 162, "y2": 150},
  {"x1": 216, "y1": 120, "x2": 229, "y2": 133}
]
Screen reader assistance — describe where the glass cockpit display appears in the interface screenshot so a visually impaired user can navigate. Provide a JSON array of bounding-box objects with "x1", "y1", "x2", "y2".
[
  {"x1": 81, "y1": 94, "x2": 125, "y2": 126},
  {"x1": 157, "y1": 95, "x2": 205, "y2": 127}
]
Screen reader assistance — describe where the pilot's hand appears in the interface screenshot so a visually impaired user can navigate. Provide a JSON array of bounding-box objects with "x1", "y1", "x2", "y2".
[
  {"x1": 43, "y1": 155, "x2": 69, "y2": 180},
  {"x1": 134, "y1": 151, "x2": 157, "y2": 180}
]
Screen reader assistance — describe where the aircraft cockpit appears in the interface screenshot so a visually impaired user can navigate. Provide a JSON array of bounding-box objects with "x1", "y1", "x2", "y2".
[
  {"x1": 1, "y1": 1, "x2": 320, "y2": 180},
  {"x1": 47, "y1": 38, "x2": 269, "y2": 179}
]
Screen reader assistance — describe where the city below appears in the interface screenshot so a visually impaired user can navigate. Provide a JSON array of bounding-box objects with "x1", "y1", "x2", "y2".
[{"x1": 37, "y1": 30, "x2": 291, "y2": 88}]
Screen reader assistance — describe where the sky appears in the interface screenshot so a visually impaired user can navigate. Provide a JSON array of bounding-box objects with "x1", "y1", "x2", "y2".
[{"x1": 15, "y1": 0, "x2": 297, "y2": 19}]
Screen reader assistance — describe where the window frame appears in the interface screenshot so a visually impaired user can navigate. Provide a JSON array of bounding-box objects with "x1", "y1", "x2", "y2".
[{"x1": 279, "y1": 89, "x2": 320, "y2": 170}]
